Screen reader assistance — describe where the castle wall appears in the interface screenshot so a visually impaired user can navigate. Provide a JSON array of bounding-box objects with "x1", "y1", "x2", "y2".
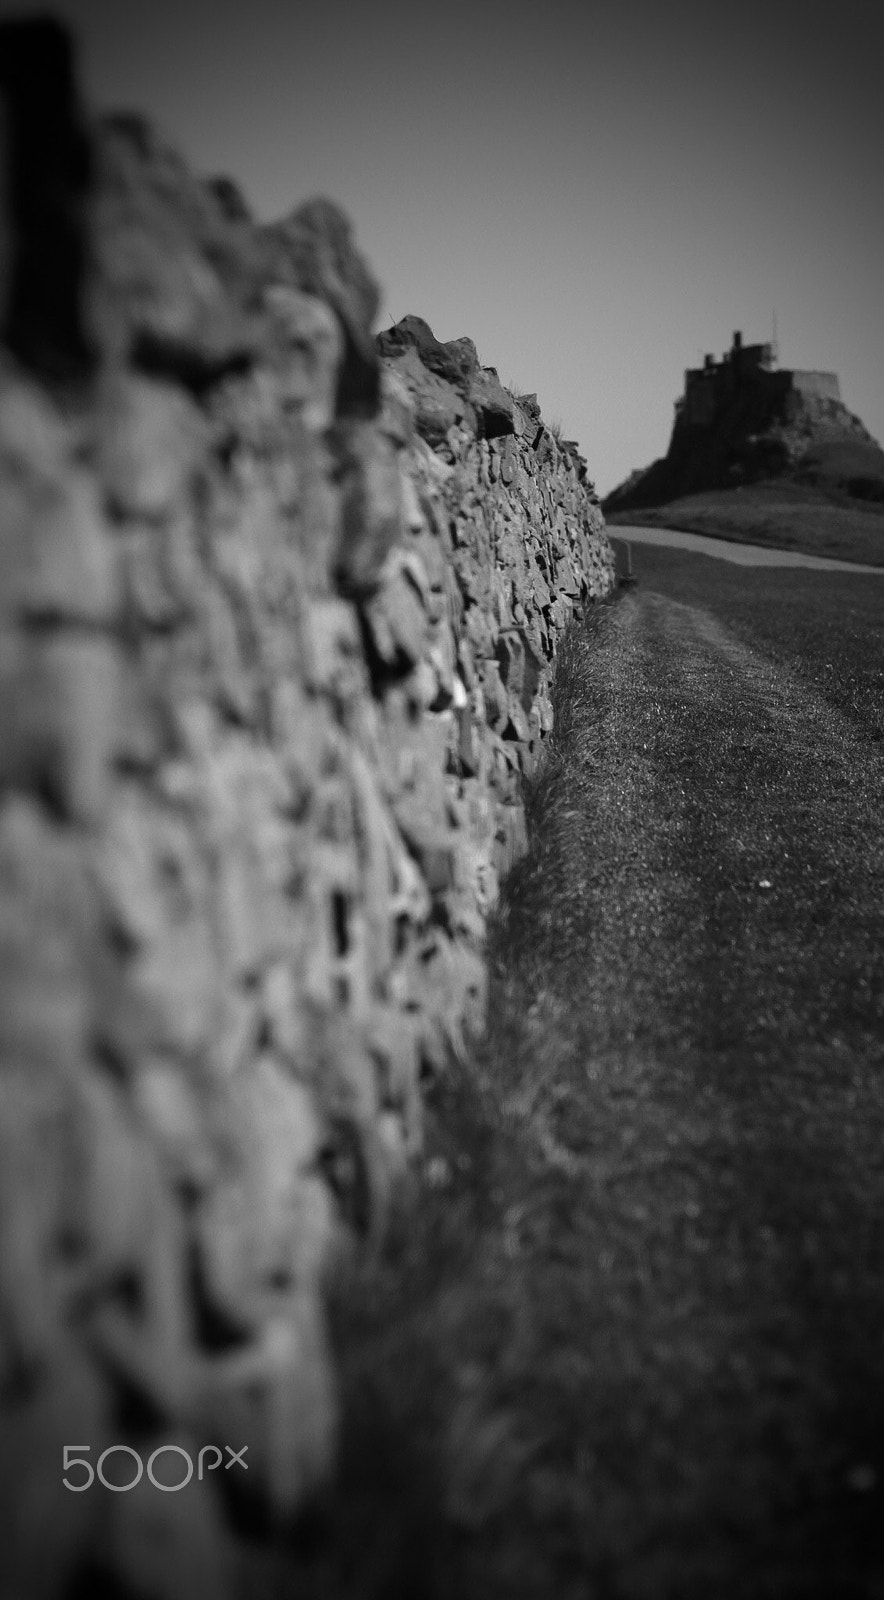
[
  {"x1": 678, "y1": 354, "x2": 842, "y2": 439},
  {"x1": 789, "y1": 369, "x2": 841, "y2": 403},
  {"x1": 681, "y1": 377, "x2": 719, "y2": 426}
]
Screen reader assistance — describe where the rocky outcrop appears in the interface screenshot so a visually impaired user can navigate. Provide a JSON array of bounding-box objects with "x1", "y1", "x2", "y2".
[{"x1": 0, "y1": 18, "x2": 613, "y2": 1596}]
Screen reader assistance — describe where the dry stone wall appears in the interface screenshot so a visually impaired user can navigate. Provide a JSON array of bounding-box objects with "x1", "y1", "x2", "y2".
[{"x1": 0, "y1": 19, "x2": 614, "y2": 1596}]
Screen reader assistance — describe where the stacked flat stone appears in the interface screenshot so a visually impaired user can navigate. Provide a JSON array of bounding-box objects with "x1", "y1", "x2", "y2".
[{"x1": 0, "y1": 20, "x2": 614, "y2": 1597}]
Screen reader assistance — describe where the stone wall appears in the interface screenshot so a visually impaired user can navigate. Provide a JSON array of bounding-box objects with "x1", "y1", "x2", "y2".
[
  {"x1": 0, "y1": 20, "x2": 613, "y2": 1595},
  {"x1": 789, "y1": 368, "x2": 842, "y2": 404}
]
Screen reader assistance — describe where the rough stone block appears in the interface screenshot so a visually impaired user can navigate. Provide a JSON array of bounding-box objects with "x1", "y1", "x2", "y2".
[
  {"x1": 97, "y1": 371, "x2": 206, "y2": 520},
  {"x1": 262, "y1": 284, "x2": 343, "y2": 432},
  {"x1": 0, "y1": 405, "x2": 117, "y2": 627},
  {"x1": 301, "y1": 596, "x2": 366, "y2": 699},
  {"x1": 363, "y1": 553, "x2": 430, "y2": 670},
  {"x1": 0, "y1": 630, "x2": 118, "y2": 824},
  {"x1": 470, "y1": 366, "x2": 516, "y2": 439},
  {"x1": 262, "y1": 195, "x2": 380, "y2": 417},
  {"x1": 331, "y1": 419, "x2": 404, "y2": 597}
]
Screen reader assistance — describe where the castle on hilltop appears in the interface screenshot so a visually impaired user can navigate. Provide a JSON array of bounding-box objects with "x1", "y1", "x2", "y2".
[
  {"x1": 677, "y1": 330, "x2": 841, "y2": 429},
  {"x1": 603, "y1": 325, "x2": 884, "y2": 512}
]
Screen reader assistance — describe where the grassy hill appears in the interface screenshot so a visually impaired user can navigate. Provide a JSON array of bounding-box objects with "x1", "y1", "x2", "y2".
[{"x1": 607, "y1": 480, "x2": 884, "y2": 567}]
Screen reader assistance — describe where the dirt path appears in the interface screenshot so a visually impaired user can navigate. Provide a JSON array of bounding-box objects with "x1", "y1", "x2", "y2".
[{"x1": 307, "y1": 588, "x2": 884, "y2": 1600}]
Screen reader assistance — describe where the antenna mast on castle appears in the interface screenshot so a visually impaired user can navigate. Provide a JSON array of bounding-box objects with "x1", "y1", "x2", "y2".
[{"x1": 771, "y1": 308, "x2": 778, "y2": 363}]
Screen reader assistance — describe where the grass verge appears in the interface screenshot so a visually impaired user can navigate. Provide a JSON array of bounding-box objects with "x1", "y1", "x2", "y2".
[
  {"x1": 285, "y1": 605, "x2": 617, "y2": 1600},
  {"x1": 607, "y1": 481, "x2": 884, "y2": 566}
]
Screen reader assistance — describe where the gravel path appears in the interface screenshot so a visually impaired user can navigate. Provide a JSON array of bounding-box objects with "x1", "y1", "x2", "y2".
[{"x1": 308, "y1": 582, "x2": 884, "y2": 1600}]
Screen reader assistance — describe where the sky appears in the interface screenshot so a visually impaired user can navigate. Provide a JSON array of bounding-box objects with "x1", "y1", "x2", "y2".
[{"x1": 6, "y1": 0, "x2": 883, "y2": 495}]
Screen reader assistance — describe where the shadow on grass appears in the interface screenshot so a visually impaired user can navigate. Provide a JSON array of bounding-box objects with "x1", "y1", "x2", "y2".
[{"x1": 490, "y1": 603, "x2": 615, "y2": 1000}]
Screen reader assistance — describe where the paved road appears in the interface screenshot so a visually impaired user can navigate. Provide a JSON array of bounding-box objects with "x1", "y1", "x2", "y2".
[
  {"x1": 611, "y1": 521, "x2": 884, "y2": 572},
  {"x1": 309, "y1": 580, "x2": 884, "y2": 1600}
]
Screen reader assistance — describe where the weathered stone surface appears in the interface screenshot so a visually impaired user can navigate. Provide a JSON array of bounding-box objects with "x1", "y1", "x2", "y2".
[
  {"x1": 381, "y1": 345, "x2": 474, "y2": 449},
  {"x1": 0, "y1": 370, "x2": 116, "y2": 625},
  {"x1": 379, "y1": 366, "x2": 415, "y2": 451},
  {"x1": 98, "y1": 372, "x2": 207, "y2": 521},
  {"x1": 262, "y1": 285, "x2": 343, "y2": 432},
  {"x1": 92, "y1": 113, "x2": 259, "y2": 384},
  {"x1": 330, "y1": 419, "x2": 404, "y2": 597},
  {"x1": 378, "y1": 315, "x2": 474, "y2": 394},
  {"x1": 363, "y1": 550, "x2": 431, "y2": 670},
  {"x1": 0, "y1": 28, "x2": 614, "y2": 1598},
  {"x1": 470, "y1": 365, "x2": 517, "y2": 439},
  {"x1": 444, "y1": 335, "x2": 480, "y2": 389},
  {"x1": 261, "y1": 197, "x2": 380, "y2": 418}
]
